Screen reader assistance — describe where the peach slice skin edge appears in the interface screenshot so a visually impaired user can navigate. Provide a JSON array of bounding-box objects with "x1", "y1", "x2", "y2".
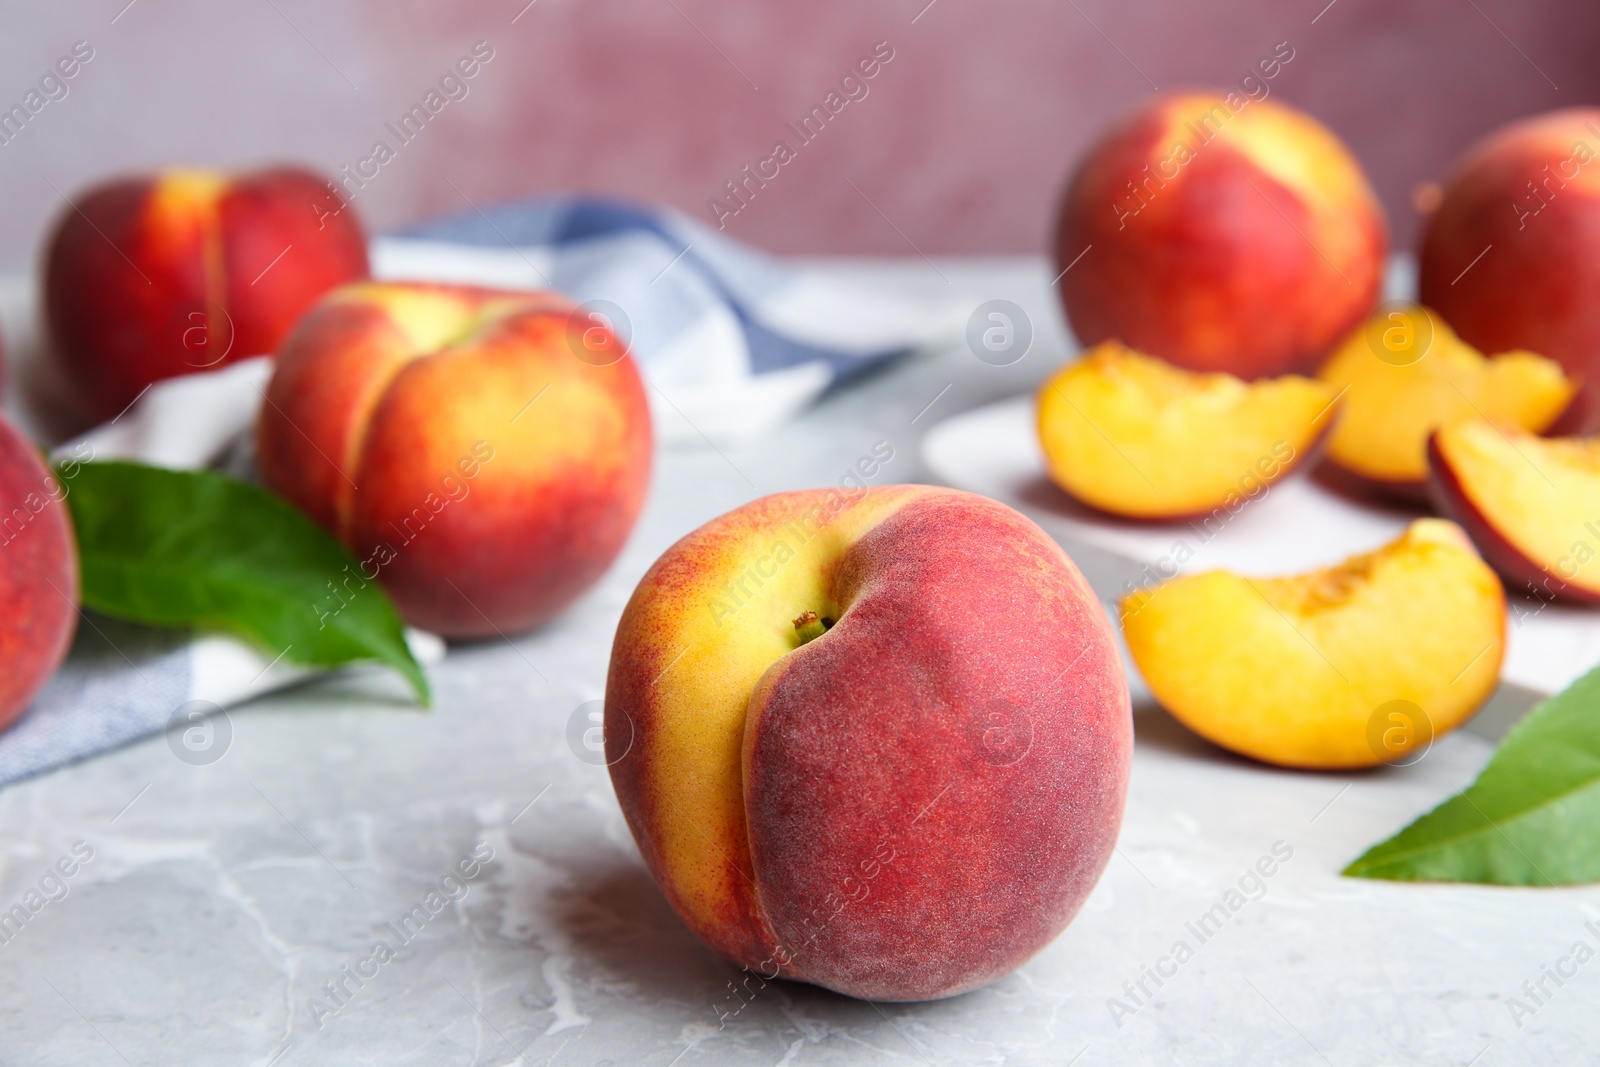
[{"x1": 1429, "y1": 421, "x2": 1600, "y2": 605}]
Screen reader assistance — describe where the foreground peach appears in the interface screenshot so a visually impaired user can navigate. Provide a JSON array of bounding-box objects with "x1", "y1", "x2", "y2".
[
  {"x1": 257, "y1": 282, "x2": 651, "y2": 637},
  {"x1": 1122, "y1": 520, "x2": 1504, "y2": 769},
  {"x1": 605, "y1": 486, "x2": 1130, "y2": 1001},
  {"x1": 1419, "y1": 108, "x2": 1600, "y2": 429},
  {"x1": 1037, "y1": 341, "x2": 1338, "y2": 519},
  {"x1": 1318, "y1": 306, "x2": 1576, "y2": 498},
  {"x1": 0, "y1": 415, "x2": 79, "y2": 732},
  {"x1": 43, "y1": 166, "x2": 368, "y2": 422},
  {"x1": 1430, "y1": 419, "x2": 1600, "y2": 603},
  {"x1": 1057, "y1": 92, "x2": 1386, "y2": 379}
]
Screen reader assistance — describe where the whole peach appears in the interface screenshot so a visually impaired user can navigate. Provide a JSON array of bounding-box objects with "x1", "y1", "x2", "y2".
[
  {"x1": 605, "y1": 486, "x2": 1130, "y2": 1001},
  {"x1": 43, "y1": 166, "x2": 368, "y2": 422},
  {"x1": 256, "y1": 282, "x2": 651, "y2": 638},
  {"x1": 0, "y1": 414, "x2": 79, "y2": 732},
  {"x1": 1057, "y1": 92, "x2": 1387, "y2": 379},
  {"x1": 1419, "y1": 107, "x2": 1600, "y2": 429}
]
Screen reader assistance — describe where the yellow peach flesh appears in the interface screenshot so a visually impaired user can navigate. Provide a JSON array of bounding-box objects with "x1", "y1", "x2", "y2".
[
  {"x1": 1320, "y1": 307, "x2": 1575, "y2": 485},
  {"x1": 1434, "y1": 420, "x2": 1600, "y2": 596},
  {"x1": 1036, "y1": 342, "x2": 1337, "y2": 518},
  {"x1": 1121, "y1": 519, "x2": 1505, "y2": 769}
]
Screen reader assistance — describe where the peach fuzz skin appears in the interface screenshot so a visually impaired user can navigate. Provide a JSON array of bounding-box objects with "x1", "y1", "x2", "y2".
[
  {"x1": 43, "y1": 166, "x2": 368, "y2": 423},
  {"x1": 257, "y1": 281, "x2": 651, "y2": 638},
  {"x1": 1057, "y1": 92, "x2": 1386, "y2": 379},
  {"x1": 605, "y1": 486, "x2": 1131, "y2": 1001},
  {"x1": 1420, "y1": 108, "x2": 1600, "y2": 430},
  {"x1": 0, "y1": 415, "x2": 79, "y2": 732}
]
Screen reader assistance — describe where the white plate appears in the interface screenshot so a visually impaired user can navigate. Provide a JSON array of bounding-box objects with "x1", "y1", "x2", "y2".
[{"x1": 921, "y1": 394, "x2": 1600, "y2": 697}]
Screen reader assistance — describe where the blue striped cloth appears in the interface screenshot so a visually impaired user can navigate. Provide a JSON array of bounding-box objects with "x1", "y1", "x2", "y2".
[
  {"x1": 0, "y1": 617, "x2": 193, "y2": 786},
  {"x1": 383, "y1": 196, "x2": 956, "y2": 443}
]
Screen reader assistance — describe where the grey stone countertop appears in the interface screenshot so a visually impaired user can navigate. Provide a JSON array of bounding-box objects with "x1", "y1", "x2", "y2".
[{"x1": 1, "y1": 259, "x2": 1595, "y2": 1066}]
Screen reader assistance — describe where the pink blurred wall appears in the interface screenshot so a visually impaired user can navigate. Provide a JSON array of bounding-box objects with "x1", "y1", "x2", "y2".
[{"x1": 0, "y1": 0, "x2": 1593, "y2": 267}]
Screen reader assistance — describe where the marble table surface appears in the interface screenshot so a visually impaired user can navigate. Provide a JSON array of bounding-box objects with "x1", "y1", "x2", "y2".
[{"x1": 2, "y1": 259, "x2": 1596, "y2": 1067}]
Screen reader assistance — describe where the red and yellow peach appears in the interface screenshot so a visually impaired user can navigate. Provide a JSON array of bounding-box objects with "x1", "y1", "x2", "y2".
[
  {"x1": 605, "y1": 485, "x2": 1131, "y2": 1000},
  {"x1": 1057, "y1": 92, "x2": 1386, "y2": 379},
  {"x1": 0, "y1": 415, "x2": 79, "y2": 732},
  {"x1": 257, "y1": 281, "x2": 652, "y2": 638},
  {"x1": 1419, "y1": 108, "x2": 1600, "y2": 429},
  {"x1": 43, "y1": 166, "x2": 368, "y2": 422}
]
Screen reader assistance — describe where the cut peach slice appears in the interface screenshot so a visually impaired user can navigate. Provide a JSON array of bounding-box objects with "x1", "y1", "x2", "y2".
[
  {"x1": 1318, "y1": 306, "x2": 1576, "y2": 498},
  {"x1": 1121, "y1": 519, "x2": 1505, "y2": 769},
  {"x1": 1430, "y1": 419, "x2": 1600, "y2": 603},
  {"x1": 1036, "y1": 341, "x2": 1339, "y2": 520}
]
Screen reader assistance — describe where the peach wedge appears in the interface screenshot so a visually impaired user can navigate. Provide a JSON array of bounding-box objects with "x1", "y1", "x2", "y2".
[
  {"x1": 1430, "y1": 419, "x2": 1600, "y2": 603},
  {"x1": 1121, "y1": 519, "x2": 1505, "y2": 769},
  {"x1": 1318, "y1": 306, "x2": 1575, "y2": 498},
  {"x1": 1036, "y1": 342, "x2": 1339, "y2": 520}
]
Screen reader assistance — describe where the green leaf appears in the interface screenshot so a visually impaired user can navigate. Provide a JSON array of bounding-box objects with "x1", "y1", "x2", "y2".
[
  {"x1": 1344, "y1": 664, "x2": 1600, "y2": 884},
  {"x1": 61, "y1": 461, "x2": 429, "y2": 705}
]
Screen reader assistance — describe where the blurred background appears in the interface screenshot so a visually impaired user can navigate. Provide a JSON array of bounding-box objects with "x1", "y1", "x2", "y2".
[{"x1": 0, "y1": 0, "x2": 1593, "y2": 269}]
